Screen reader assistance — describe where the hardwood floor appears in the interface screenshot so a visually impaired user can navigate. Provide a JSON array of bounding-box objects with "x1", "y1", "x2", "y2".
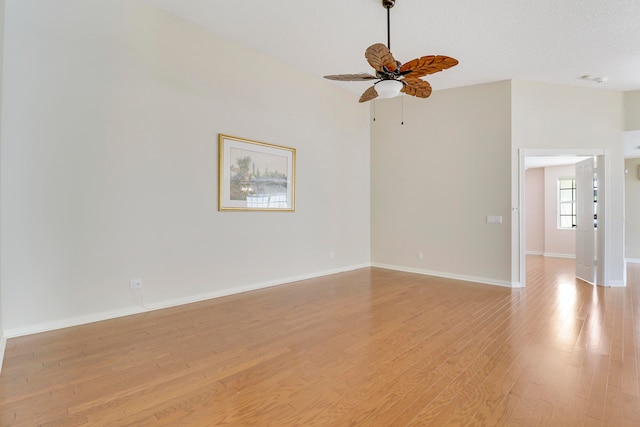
[{"x1": 1, "y1": 256, "x2": 640, "y2": 425}]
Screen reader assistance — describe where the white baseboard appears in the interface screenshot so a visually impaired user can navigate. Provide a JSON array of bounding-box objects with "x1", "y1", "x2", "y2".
[
  {"x1": 4, "y1": 306, "x2": 150, "y2": 338},
  {"x1": 526, "y1": 251, "x2": 544, "y2": 256},
  {"x1": 4, "y1": 263, "x2": 371, "y2": 339},
  {"x1": 0, "y1": 334, "x2": 6, "y2": 375},
  {"x1": 608, "y1": 280, "x2": 626, "y2": 288},
  {"x1": 626, "y1": 259, "x2": 640, "y2": 264},
  {"x1": 371, "y1": 263, "x2": 514, "y2": 288},
  {"x1": 543, "y1": 252, "x2": 576, "y2": 259}
]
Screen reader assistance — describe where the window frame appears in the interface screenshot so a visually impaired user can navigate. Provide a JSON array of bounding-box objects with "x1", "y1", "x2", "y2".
[{"x1": 557, "y1": 177, "x2": 577, "y2": 229}]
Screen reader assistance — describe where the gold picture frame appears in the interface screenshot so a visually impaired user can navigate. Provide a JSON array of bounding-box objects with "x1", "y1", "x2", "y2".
[{"x1": 218, "y1": 134, "x2": 296, "y2": 211}]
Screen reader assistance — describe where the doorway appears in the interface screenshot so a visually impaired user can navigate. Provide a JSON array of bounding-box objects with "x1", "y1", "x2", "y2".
[{"x1": 517, "y1": 149, "x2": 609, "y2": 288}]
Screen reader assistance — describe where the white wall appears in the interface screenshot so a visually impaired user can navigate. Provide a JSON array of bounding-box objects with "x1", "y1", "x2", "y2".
[
  {"x1": 0, "y1": 2, "x2": 632, "y2": 344},
  {"x1": 0, "y1": 0, "x2": 371, "y2": 335},
  {"x1": 526, "y1": 165, "x2": 582, "y2": 258},
  {"x1": 624, "y1": 90, "x2": 640, "y2": 131},
  {"x1": 371, "y1": 81, "x2": 513, "y2": 286},
  {"x1": 512, "y1": 81, "x2": 625, "y2": 286},
  {"x1": 623, "y1": 90, "x2": 640, "y2": 262},
  {"x1": 625, "y1": 158, "x2": 640, "y2": 261},
  {"x1": 525, "y1": 168, "x2": 544, "y2": 254},
  {"x1": 543, "y1": 164, "x2": 576, "y2": 257},
  {"x1": 0, "y1": 0, "x2": 5, "y2": 371}
]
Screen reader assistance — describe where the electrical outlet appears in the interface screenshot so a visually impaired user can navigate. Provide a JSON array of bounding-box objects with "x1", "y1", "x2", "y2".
[
  {"x1": 417, "y1": 251, "x2": 424, "y2": 260},
  {"x1": 129, "y1": 278, "x2": 142, "y2": 290},
  {"x1": 329, "y1": 251, "x2": 335, "y2": 259}
]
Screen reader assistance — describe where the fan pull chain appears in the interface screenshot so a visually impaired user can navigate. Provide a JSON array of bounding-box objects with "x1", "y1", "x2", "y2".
[
  {"x1": 401, "y1": 96, "x2": 404, "y2": 125},
  {"x1": 373, "y1": 100, "x2": 376, "y2": 122}
]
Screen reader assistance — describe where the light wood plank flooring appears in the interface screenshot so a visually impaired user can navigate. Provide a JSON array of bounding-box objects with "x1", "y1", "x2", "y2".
[{"x1": 1, "y1": 256, "x2": 640, "y2": 425}]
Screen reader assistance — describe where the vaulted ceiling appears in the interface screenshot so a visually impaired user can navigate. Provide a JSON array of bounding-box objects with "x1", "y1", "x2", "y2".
[
  {"x1": 140, "y1": 0, "x2": 640, "y2": 159},
  {"x1": 142, "y1": 0, "x2": 640, "y2": 95}
]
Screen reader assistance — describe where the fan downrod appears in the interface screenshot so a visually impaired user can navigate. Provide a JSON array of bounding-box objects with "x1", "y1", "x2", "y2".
[{"x1": 382, "y1": 0, "x2": 396, "y2": 49}]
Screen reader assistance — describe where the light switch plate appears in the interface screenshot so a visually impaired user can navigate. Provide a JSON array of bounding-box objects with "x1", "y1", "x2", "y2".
[{"x1": 487, "y1": 215, "x2": 503, "y2": 224}]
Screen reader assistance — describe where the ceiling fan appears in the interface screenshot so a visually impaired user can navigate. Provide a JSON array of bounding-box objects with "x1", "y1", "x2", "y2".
[{"x1": 324, "y1": 0, "x2": 458, "y2": 103}]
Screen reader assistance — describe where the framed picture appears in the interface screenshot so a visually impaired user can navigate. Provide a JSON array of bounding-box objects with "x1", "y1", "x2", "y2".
[{"x1": 218, "y1": 134, "x2": 296, "y2": 211}]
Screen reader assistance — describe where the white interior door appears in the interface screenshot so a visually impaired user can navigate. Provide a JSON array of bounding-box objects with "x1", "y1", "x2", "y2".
[{"x1": 576, "y1": 158, "x2": 595, "y2": 283}]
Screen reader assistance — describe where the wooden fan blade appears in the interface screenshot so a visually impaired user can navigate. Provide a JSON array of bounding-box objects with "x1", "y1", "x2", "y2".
[
  {"x1": 324, "y1": 73, "x2": 378, "y2": 81},
  {"x1": 359, "y1": 85, "x2": 379, "y2": 103},
  {"x1": 400, "y1": 55, "x2": 458, "y2": 79},
  {"x1": 365, "y1": 43, "x2": 398, "y2": 73},
  {"x1": 401, "y1": 79, "x2": 432, "y2": 98}
]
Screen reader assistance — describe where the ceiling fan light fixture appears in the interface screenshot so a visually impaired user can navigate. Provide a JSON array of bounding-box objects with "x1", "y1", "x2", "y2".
[
  {"x1": 323, "y1": 0, "x2": 458, "y2": 103},
  {"x1": 375, "y1": 79, "x2": 403, "y2": 98}
]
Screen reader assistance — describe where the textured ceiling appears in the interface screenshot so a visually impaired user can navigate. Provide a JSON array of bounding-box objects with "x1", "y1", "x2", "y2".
[{"x1": 142, "y1": 0, "x2": 640, "y2": 95}]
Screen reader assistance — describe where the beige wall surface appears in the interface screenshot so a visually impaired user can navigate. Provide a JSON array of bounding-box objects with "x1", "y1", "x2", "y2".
[
  {"x1": 0, "y1": 1, "x2": 371, "y2": 334},
  {"x1": 371, "y1": 81, "x2": 513, "y2": 285},
  {"x1": 625, "y1": 90, "x2": 640, "y2": 260},
  {"x1": 626, "y1": 158, "x2": 640, "y2": 261},
  {"x1": 0, "y1": 2, "x2": 633, "y2": 339},
  {"x1": 525, "y1": 168, "x2": 544, "y2": 254},
  {"x1": 624, "y1": 90, "x2": 640, "y2": 131},
  {"x1": 543, "y1": 164, "x2": 576, "y2": 257},
  {"x1": 512, "y1": 81, "x2": 625, "y2": 286}
]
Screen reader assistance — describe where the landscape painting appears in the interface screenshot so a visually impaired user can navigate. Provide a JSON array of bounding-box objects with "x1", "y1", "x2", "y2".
[{"x1": 218, "y1": 135, "x2": 296, "y2": 211}]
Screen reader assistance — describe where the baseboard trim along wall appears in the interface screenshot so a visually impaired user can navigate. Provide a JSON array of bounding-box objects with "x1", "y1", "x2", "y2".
[
  {"x1": 543, "y1": 252, "x2": 576, "y2": 259},
  {"x1": 371, "y1": 263, "x2": 514, "y2": 288},
  {"x1": 0, "y1": 335, "x2": 6, "y2": 374},
  {"x1": 0, "y1": 255, "x2": 629, "y2": 361},
  {"x1": 608, "y1": 280, "x2": 626, "y2": 288},
  {"x1": 4, "y1": 263, "x2": 371, "y2": 339}
]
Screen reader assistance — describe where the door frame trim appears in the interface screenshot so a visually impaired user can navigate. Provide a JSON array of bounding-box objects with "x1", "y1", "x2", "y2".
[{"x1": 516, "y1": 148, "x2": 610, "y2": 288}]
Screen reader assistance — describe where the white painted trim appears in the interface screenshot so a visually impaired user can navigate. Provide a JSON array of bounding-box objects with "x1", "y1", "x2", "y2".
[
  {"x1": 0, "y1": 334, "x2": 6, "y2": 375},
  {"x1": 514, "y1": 149, "x2": 525, "y2": 287},
  {"x1": 624, "y1": 259, "x2": 639, "y2": 288},
  {"x1": 522, "y1": 148, "x2": 608, "y2": 157},
  {"x1": 4, "y1": 306, "x2": 151, "y2": 338},
  {"x1": 139, "y1": 263, "x2": 371, "y2": 311},
  {"x1": 371, "y1": 263, "x2": 514, "y2": 288},
  {"x1": 4, "y1": 263, "x2": 370, "y2": 338},
  {"x1": 608, "y1": 280, "x2": 625, "y2": 288},
  {"x1": 597, "y1": 151, "x2": 611, "y2": 287},
  {"x1": 517, "y1": 148, "x2": 611, "y2": 288},
  {"x1": 526, "y1": 251, "x2": 544, "y2": 256},
  {"x1": 543, "y1": 252, "x2": 576, "y2": 259}
]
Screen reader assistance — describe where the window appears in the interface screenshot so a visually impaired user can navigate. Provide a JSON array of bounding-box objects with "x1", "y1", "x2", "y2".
[{"x1": 558, "y1": 178, "x2": 576, "y2": 229}]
